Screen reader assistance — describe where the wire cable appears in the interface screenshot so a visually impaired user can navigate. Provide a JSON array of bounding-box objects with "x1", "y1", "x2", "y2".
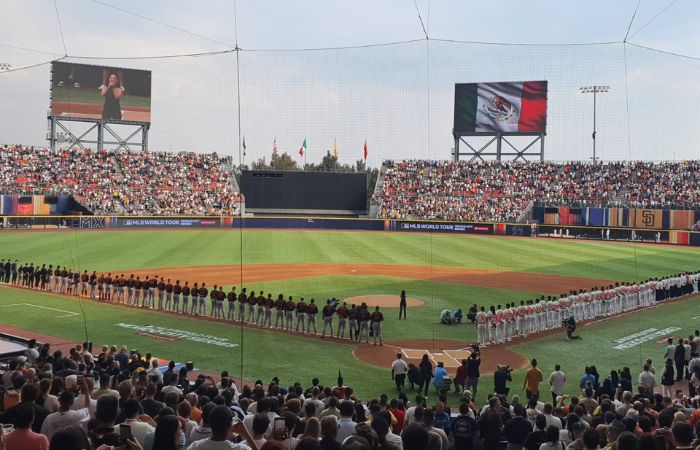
[
  {"x1": 411, "y1": 0, "x2": 429, "y2": 39},
  {"x1": 89, "y1": 0, "x2": 235, "y2": 50},
  {"x1": 53, "y1": 0, "x2": 68, "y2": 56},
  {"x1": 0, "y1": 42, "x2": 63, "y2": 56},
  {"x1": 623, "y1": 0, "x2": 642, "y2": 42},
  {"x1": 627, "y1": 0, "x2": 682, "y2": 40}
]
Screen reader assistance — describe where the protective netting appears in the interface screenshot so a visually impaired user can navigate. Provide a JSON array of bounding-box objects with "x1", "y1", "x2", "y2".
[{"x1": 2, "y1": 40, "x2": 700, "y2": 162}]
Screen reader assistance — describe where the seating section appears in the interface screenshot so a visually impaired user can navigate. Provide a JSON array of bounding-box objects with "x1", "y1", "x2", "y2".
[
  {"x1": 373, "y1": 160, "x2": 700, "y2": 222},
  {"x1": 0, "y1": 144, "x2": 240, "y2": 215}
]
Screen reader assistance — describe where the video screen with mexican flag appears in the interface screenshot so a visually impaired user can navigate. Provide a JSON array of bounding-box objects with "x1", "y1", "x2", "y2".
[{"x1": 453, "y1": 81, "x2": 548, "y2": 134}]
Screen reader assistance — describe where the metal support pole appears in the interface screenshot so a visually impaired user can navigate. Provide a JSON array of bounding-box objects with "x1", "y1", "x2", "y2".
[
  {"x1": 593, "y1": 89, "x2": 597, "y2": 162},
  {"x1": 142, "y1": 125, "x2": 148, "y2": 151},
  {"x1": 540, "y1": 134, "x2": 545, "y2": 162},
  {"x1": 453, "y1": 135, "x2": 459, "y2": 162},
  {"x1": 49, "y1": 118, "x2": 56, "y2": 151},
  {"x1": 97, "y1": 122, "x2": 104, "y2": 151},
  {"x1": 496, "y1": 135, "x2": 502, "y2": 161}
]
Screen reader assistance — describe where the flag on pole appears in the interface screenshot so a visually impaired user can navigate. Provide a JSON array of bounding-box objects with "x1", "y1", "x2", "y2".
[
  {"x1": 363, "y1": 139, "x2": 368, "y2": 160},
  {"x1": 242, "y1": 136, "x2": 246, "y2": 156},
  {"x1": 333, "y1": 140, "x2": 338, "y2": 159},
  {"x1": 273, "y1": 138, "x2": 278, "y2": 156},
  {"x1": 299, "y1": 138, "x2": 307, "y2": 157}
]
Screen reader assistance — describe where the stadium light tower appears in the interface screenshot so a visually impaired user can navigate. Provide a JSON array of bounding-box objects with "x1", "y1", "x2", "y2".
[{"x1": 580, "y1": 85, "x2": 609, "y2": 162}]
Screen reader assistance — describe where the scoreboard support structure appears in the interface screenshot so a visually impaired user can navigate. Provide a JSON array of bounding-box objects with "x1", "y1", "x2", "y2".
[
  {"x1": 451, "y1": 131, "x2": 545, "y2": 163},
  {"x1": 47, "y1": 116, "x2": 149, "y2": 152}
]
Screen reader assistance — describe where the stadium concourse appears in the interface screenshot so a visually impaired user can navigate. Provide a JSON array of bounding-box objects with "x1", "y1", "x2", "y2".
[{"x1": 373, "y1": 160, "x2": 700, "y2": 223}]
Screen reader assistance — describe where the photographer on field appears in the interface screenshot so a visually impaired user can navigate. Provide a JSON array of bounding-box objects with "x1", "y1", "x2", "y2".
[
  {"x1": 494, "y1": 364, "x2": 513, "y2": 397},
  {"x1": 564, "y1": 316, "x2": 581, "y2": 340}
]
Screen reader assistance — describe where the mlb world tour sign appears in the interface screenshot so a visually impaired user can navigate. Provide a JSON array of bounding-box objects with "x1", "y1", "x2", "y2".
[{"x1": 115, "y1": 323, "x2": 238, "y2": 348}]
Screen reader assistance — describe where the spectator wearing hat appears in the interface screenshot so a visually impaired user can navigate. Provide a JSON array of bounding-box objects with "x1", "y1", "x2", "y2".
[{"x1": 602, "y1": 420, "x2": 626, "y2": 450}]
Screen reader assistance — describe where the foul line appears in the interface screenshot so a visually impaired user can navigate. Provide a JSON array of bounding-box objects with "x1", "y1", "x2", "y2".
[{"x1": 0, "y1": 303, "x2": 79, "y2": 318}]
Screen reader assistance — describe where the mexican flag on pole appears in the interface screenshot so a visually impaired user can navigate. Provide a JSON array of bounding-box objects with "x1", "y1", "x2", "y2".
[
  {"x1": 453, "y1": 81, "x2": 547, "y2": 133},
  {"x1": 299, "y1": 138, "x2": 307, "y2": 157}
]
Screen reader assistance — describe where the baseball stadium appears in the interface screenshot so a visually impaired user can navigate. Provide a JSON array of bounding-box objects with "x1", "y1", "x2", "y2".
[{"x1": 1, "y1": 2, "x2": 700, "y2": 450}]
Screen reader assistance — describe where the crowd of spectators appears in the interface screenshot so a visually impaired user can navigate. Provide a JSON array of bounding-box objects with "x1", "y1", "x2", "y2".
[
  {"x1": 373, "y1": 160, "x2": 700, "y2": 223},
  {"x1": 0, "y1": 145, "x2": 240, "y2": 216},
  {"x1": 1, "y1": 337, "x2": 700, "y2": 450}
]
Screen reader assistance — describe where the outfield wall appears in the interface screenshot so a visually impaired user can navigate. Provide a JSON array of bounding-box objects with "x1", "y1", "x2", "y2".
[{"x1": 2, "y1": 215, "x2": 700, "y2": 247}]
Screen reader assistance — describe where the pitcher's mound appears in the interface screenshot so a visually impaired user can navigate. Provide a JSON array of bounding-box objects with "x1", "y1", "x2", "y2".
[{"x1": 345, "y1": 295, "x2": 424, "y2": 308}]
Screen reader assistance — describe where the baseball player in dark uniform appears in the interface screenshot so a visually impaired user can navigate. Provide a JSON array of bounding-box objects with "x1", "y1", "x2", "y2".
[
  {"x1": 348, "y1": 305, "x2": 359, "y2": 341},
  {"x1": 247, "y1": 290, "x2": 258, "y2": 323},
  {"x1": 256, "y1": 291, "x2": 266, "y2": 325},
  {"x1": 306, "y1": 299, "x2": 318, "y2": 334},
  {"x1": 358, "y1": 306, "x2": 371, "y2": 343},
  {"x1": 190, "y1": 283, "x2": 199, "y2": 314},
  {"x1": 295, "y1": 297, "x2": 307, "y2": 333},
  {"x1": 227, "y1": 286, "x2": 237, "y2": 320},
  {"x1": 182, "y1": 282, "x2": 191, "y2": 313},
  {"x1": 336, "y1": 302, "x2": 348, "y2": 339},
  {"x1": 210, "y1": 285, "x2": 219, "y2": 317},
  {"x1": 237, "y1": 288, "x2": 248, "y2": 322},
  {"x1": 275, "y1": 294, "x2": 286, "y2": 328},
  {"x1": 157, "y1": 278, "x2": 166, "y2": 310},
  {"x1": 148, "y1": 276, "x2": 157, "y2": 308},
  {"x1": 133, "y1": 277, "x2": 142, "y2": 305},
  {"x1": 321, "y1": 300, "x2": 334, "y2": 338},
  {"x1": 285, "y1": 296, "x2": 296, "y2": 330},
  {"x1": 370, "y1": 306, "x2": 384, "y2": 346},
  {"x1": 165, "y1": 279, "x2": 174, "y2": 311},
  {"x1": 198, "y1": 283, "x2": 208, "y2": 315},
  {"x1": 173, "y1": 280, "x2": 182, "y2": 312},
  {"x1": 263, "y1": 293, "x2": 274, "y2": 327},
  {"x1": 127, "y1": 274, "x2": 135, "y2": 305}
]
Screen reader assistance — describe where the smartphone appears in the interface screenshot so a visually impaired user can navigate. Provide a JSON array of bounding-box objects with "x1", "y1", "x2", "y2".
[
  {"x1": 273, "y1": 417, "x2": 286, "y2": 434},
  {"x1": 77, "y1": 374, "x2": 84, "y2": 383},
  {"x1": 119, "y1": 424, "x2": 132, "y2": 444}
]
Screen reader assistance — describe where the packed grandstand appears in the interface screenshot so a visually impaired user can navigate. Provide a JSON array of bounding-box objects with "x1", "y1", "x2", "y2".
[
  {"x1": 372, "y1": 160, "x2": 700, "y2": 223},
  {"x1": 0, "y1": 145, "x2": 240, "y2": 216}
]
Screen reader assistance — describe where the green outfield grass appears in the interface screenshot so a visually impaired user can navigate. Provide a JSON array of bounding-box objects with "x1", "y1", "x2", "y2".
[
  {"x1": 1, "y1": 230, "x2": 699, "y2": 279},
  {"x1": 52, "y1": 86, "x2": 150, "y2": 107},
  {"x1": 0, "y1": 229, "x2": 698, "y2": 401}
]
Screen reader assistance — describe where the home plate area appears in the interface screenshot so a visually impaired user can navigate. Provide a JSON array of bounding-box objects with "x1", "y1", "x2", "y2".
[{"x1": 401, "y1": 348, "x2": 472, "y2": 369}]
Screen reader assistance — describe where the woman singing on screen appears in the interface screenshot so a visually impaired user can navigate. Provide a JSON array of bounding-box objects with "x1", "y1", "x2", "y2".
[{"x1": 100, "y1": 72, "x2": 123, "y2": 121}]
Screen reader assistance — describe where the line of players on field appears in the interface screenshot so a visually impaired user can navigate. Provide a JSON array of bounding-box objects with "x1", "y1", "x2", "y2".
[
  {"x1": 473, "y1": 271, "x2": 700, "y2": 347},
  {"x1": 0, "y1": 259, "x2": 386, "y2": 345}
]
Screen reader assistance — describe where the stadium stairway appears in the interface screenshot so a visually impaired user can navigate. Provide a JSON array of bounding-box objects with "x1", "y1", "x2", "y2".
[{"x1": 368, "y1": 170, "x2": 385, "y2": 218}]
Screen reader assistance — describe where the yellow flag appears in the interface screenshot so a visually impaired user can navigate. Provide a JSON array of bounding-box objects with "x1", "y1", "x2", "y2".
[{"x1": 333, "y1": 140, "x2": 339, "y2": 159}]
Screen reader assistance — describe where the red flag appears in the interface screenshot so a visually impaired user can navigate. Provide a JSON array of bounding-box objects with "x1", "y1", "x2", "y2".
[{"x1": 363, "y1": 140, "x2": 368, "y2": 160}]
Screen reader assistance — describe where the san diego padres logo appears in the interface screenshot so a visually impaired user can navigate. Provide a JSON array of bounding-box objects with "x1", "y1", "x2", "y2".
[
  {"x1": 642, "y1": 210, "x2": 656, "y2": 227},
  {"x1": 483, "y1": 95, "x2": 516, "y2": 121}
]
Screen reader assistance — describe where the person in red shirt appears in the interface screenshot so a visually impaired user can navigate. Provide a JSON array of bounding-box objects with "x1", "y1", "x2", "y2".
[{"x1": 2, "y1": 402, "x2": 49, "y2": 450}]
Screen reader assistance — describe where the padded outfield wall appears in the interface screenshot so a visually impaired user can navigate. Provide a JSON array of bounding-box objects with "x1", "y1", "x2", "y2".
[{"x1": 2, "y1": 215, "x2": 700, "y2": 246}]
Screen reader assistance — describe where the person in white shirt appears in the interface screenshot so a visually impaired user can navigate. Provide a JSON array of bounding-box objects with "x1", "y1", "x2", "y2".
[
  {"x1": 121, "y1": 398, "x2": 156, "y2": 449},
  {"x1": 638, "y1": 364, "x2": 656, "y2": 394},
  {"x1": 549, "y1": 365, "x2": 567, "y2": 406},
  {"x1": 188, "y1": 404, "x2": 257, "y2": 450},
  {"x1": 70, "y1": 376, "x2": 97, "y2": 416},
  {"x1": 336, "y1": 401, "x2": 357, "y2": 443},
  {"x1": 243, "y1": 413, "x2": 269, "y2": 449},
  {"x1": 41, "y1": 388, "x2": 91, "y2": 441},
  {"x1": 542, "y1": 404, "x2": 562, "y2": 430},
  {"x1": 302, "y1": 387, "x2": 325, "y2": 417},
  {"x1": 147, "y1": 359, "x2": 164, "y2": 384},
  {"x1": 391, "y1": 353, "x2": 409, "y2": 393}
]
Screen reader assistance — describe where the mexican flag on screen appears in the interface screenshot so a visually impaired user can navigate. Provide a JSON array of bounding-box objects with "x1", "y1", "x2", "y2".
[{"x1": 454, "y1": 81, "x2": 547, "y2": 133}]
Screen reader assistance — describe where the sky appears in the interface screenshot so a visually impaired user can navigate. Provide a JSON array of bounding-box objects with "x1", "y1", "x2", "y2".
[{"x1": 1, "y1": 0, "x2": 700, "y2": 165}]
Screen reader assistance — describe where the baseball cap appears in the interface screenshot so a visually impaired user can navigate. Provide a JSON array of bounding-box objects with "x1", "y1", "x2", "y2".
[{"x1": 11, "y1": 374, "x2": 27, "y2": 389}]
